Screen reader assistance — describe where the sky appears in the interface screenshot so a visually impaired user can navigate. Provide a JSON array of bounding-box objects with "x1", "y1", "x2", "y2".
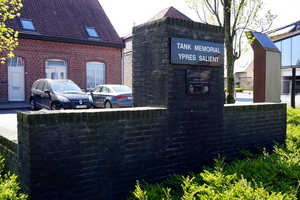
[{"x1": 100, "y1": 0, "x2": 300, "y2": 37}]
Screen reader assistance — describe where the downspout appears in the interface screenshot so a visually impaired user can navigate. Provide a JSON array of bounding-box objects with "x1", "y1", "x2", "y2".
[{"x1": 121, "y1": 47, "x2": 124, "y2": 85}]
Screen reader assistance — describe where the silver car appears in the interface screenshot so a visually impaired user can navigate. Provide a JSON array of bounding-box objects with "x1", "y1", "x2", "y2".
[{"x1": 90, "y1": 84, "x2": 133, "y2": 108}]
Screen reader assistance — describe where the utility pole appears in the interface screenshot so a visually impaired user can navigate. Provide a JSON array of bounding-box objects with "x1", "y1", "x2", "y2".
[{"x1": 291, "y1": 67, "x2": 296, "y2": 108}]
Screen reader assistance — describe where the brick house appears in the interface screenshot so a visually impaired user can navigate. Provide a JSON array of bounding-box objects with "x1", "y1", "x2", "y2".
[
  {"x1": 234, "y1": 61, "x2": 253, "y2": 90},
  {"x1": 123, "y1": 7, "x2": 192, "y2": 88},
  {"x1": 0, "y1": 0, "x2": 124, "y2": 102}
]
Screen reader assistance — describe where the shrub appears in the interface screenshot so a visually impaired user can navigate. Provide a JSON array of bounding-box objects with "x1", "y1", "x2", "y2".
[
  {"x1": 235, "y1": 87, "x2": 244, "y2": 92},
  {"x1": 0, "y1": 156, "x2": 27, "y2": 200},
  {"x1": 128, "y1": 156, "x2": 297, "y2": 199},
  {"x1": 224, "y1": 88, "x2": 244, "y2": 92}
]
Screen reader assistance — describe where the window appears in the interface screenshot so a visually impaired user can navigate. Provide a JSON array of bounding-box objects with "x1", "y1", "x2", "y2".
[
  {"x1": 292, "y1": 35, "x2": 300, "y2": 66},
  {"x1": 86, "y1": 62, "x2": 105, "y2": 90},
  {"x1": 92, "y1": 86, "x2": 102, "y2": 92},
  {"x1": 275, "y1": 34, "x2": 300, "y2": 68},
  {"x1": 44, "y1": 82, "x2": 50, "y2": 91},
  {"x1": 20, "y1": 18, "x2": 36, "y2": 31},
  {"x1": 281, "y1": 38, "x2": 292, "y2": 67},
  {"x1": 37, "y1": 82, "x2": 45, "y2": 91},
  {"x1": 32, "y1": 81, "x2": 39, "y2": 89},
  {"x1": 45, "y1": 59, "x2": 67, "y2": 79},
  {"x1": 8, "y1": 57, "x2": 24, "y2": 67},
  {"x1": 84, "y1": 26, "x2": 100, "y2": 38},
  {"x1": 101, "y1": 86, "x2": 110, "y2": 93}
]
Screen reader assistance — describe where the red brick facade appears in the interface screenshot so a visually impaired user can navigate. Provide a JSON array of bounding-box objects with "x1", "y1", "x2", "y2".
[
  {"x1": 0, "y1": 70, "x2": 8, "y2": 102},
  {"x1": 0, "y1": 39, "x2": 122, "y2": 102}
]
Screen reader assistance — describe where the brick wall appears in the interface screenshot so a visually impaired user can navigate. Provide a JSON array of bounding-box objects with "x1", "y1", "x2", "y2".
[
  {"x1": 123, "y1": 37, "x2": 133, "y2": 88},
  {"x1": 222, "y1": 103, "x2": 287, "y2": 158},
  {"x1": 13, "y1": 103, "x2": 286, "y2": 200},
  {"x1": 0, "y1": 128, "x2": 18, "y2": 175},
  {"x1": 0, "y1": 39, "x2": 122, "y2": 102},
  {"x1": 132, "y1": 17, "x2": 225, "y2": 168},
  {"x1": 17, "y1": 108, "x2": 168, "y2": 200},
  {"x1": 0, "y1": 66, "x2": 8, "y2": 102}
]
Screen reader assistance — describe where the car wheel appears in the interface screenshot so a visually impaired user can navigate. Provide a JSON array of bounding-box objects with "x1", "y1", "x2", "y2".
[
  {"x1": 51, "y1": 103, "x2": 57, "y2": 110},
  {"x1": 30, "y1": 99, "x2": 37, "y2": 110},
  {"x1": 105, "y1": 101, "x2": 112, "y2": 108}
]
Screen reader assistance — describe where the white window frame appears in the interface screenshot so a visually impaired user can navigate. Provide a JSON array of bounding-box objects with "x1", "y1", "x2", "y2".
[
  {"x1": 86, "y1": 62, "x2": 105, "y2": 90},
  {"x1": 8, "y1": 57, "x2": 25, "y2": 67},
  {"x1": 45, "y1": 59, "x2": 67, "y2": 79}
]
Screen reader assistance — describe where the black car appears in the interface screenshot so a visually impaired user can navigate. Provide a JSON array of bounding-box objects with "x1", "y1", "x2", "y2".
[{"x1": 29, "y1": 79, "x2": 93, "y2": 110}]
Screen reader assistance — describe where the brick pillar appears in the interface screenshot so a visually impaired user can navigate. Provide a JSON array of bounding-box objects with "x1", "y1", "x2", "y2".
[{"x1": 132, "y1": 17, "x2": 225, "y2": 169}]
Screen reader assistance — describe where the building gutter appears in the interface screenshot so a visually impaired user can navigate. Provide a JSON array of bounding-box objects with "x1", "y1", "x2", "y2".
[
  {"x1": 18, "y1": 33, "x2": 125, "y2": 48},
  {"x1": 271, "y1": 30, "x2": 300, "y2": 42}
]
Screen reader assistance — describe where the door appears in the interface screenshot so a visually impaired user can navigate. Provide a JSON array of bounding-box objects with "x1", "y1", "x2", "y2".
[{"x1": 8, "y1": 66, "x2": 25, "y2": 101}]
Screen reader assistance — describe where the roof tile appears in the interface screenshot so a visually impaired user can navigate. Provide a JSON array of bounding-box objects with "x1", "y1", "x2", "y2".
[
  {"x1": 147, "y1": 6, "x2": 192, "y2": 22},
  {"x1": 6, "y1": 0, "x2": 123, "y2": 45}
]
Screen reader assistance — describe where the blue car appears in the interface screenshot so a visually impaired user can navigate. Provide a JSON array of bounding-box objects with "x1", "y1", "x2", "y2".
[{"x1": 90, "y1": 84, "x2": 133, "y2": 108}]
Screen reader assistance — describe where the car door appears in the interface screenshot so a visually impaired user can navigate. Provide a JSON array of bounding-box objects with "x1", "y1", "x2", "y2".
[
  {"x1": 33, "y1": 81, "x2": 45, "y2": 109},
  {"x1": 99, "y1": 86, "x2": 112, "y2": 107},
  {"x1": 91, "y1": 86, "x2": 103, "y2": 107},
  {"x1": 40, "y1": 82, "x2": 52, "y2": 109},
  {"x1": 92, "y1": 86, "x2": 112, "y2": 107}
]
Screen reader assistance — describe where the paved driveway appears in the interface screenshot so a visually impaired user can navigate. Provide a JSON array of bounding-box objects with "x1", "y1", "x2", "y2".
[{"x1": 0, "y1": 109, "x2": 30, "y2": 142}]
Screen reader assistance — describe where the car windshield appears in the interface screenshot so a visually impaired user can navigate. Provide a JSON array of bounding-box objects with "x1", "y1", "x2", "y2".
[
  {"x1": 112, "y1": 86, "x2": 132, "y2": 93},
  {"x1": 51, "y1": 82, "x2": 82, "y2": 94}
]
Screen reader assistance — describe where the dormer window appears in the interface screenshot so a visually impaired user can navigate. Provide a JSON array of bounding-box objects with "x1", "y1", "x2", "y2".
[
  {"x1": 20, "y1": 18, "x2": 36, "y2": 31},
  {"x1": 84, "y1": 26, "x2": 100, "y2": 38}
]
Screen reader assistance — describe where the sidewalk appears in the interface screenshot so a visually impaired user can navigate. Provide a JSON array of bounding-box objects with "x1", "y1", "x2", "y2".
[
  {"x1": 0, "y1": 101, "x2": 30, "y2": 110},
  {"x1": 234, "y1": 92, "x2": 300, "y2": 107}
]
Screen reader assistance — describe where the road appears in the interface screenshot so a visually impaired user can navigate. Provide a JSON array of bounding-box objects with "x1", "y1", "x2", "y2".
[{"x1": 0, "y1": 109, "x2": 30, "y2": 133}]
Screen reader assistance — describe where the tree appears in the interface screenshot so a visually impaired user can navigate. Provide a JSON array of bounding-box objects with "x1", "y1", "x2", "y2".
[
  {"x1": 186, "y1": 0, "x2": 276, "y2": 103},
  {"x1": 0, "y1": 0, "x2": 23, "y2": 63}
]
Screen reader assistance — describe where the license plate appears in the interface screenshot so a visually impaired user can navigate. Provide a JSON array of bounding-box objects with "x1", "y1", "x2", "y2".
[
  {"x1": 76, "y1": 105, "x2": 87, "y2": 108},
  {"x1": 127, "y1": 97, "x2": 133, "y2": 100}
]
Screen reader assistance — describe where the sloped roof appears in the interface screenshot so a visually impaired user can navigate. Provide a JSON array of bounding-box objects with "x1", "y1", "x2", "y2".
[
  {"x1": 147, "y1": 6, "x2": 192, "y2": 22},
  {"x1": 123, "y1": 6, "x2": 192, "y2": 39},
  {"x1": 270, "y1": 20, "x2": 300, "y2": 43},
  {"x1": 6, "y1": 0, "x2": 124, "y2": 48},
  {"x1": 235, "y1": 61, "x2": 252, "y2": 73},
  {"x1": 266, "y1": 20, "x2": 300, "y2": 35}
]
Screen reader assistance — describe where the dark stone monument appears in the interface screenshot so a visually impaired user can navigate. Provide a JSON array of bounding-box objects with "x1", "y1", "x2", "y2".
[{"x1": 132, "y1": 17, "x2": 225, "y2": 168}]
